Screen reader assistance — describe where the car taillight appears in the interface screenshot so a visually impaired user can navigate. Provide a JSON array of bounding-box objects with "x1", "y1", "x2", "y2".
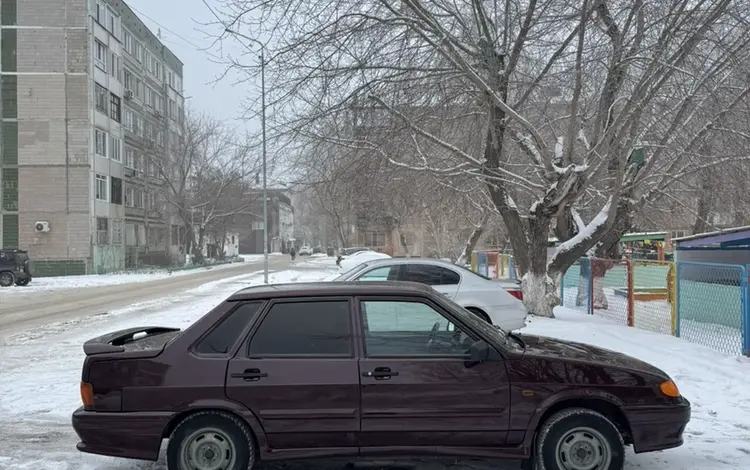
[
  {"x1": 80, "y1": 382, "x2": 95, "y2": 409},
  {"x1": 507, "y1": 289, "x2": 523, "y2": 301}
]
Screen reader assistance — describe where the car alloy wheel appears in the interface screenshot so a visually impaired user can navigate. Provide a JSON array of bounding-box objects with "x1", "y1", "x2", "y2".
[{"x1": 0, "y1": 272, "x2": 14, "y2": 287}]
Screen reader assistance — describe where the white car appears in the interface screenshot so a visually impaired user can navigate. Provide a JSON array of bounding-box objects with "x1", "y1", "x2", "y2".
[
  {"x1": 298, "y1": 246, "x2": 312, "y2": 256},
  {"x1": 333, "y1": 258, "x2": 527, "y2": 331}
]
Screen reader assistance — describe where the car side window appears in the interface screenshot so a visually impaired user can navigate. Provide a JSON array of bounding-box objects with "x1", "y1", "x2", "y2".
[
  {"x1": 402, "y1": 264, "x2": 443, "y2": 285},
  {"x1": 440, "y1": 268, "x2": 460, "y2": 285},
  {"x1": 360, "y1": 300, "x2": 474, "y2": 357},
  {"x1": 194, "y1": 302, "x2": 263, "y2": 355},
  {"x1": 249, "y1": 301, "x2": 352, "y2": 356},
  {"x1": 358, "y1": 266, "x2": 397, "y2": 282}
]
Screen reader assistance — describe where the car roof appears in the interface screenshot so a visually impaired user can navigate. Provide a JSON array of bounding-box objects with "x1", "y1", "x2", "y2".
[
  {"x1": 353, "y1": 257, "x2": 464, "y2": 270},
  {"x1": 227, "y1": 281, "x2": 435, "y2": 301}
]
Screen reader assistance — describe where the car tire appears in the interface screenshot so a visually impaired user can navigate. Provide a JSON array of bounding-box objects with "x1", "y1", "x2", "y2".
[
  {"x1": 15, "y1": 277, "x2": 30, "y2": 287},
  {"x1": 166, "y1": 411, "x2": 256, "y2": 470},
  {"x1": 534, "y1": 408, "x2": 624, "y2": 470},
  {"x1": 0, "y1": 271, "x2": 14, "y2": 287}
]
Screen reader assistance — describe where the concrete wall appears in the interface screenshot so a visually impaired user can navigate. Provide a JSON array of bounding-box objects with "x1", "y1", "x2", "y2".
[{"x1": 13, "y1": 0, "x2": 91, "y2": 261}]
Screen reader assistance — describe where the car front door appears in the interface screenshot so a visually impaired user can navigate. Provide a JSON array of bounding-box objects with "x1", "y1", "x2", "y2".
[
  {"x1": 356, "y1": 297, "x2": 510, "y2": 449},
  {"x1": 226, "y1": 298, "x2": 360, "y2": 453},
  {"x1": 401, "y1": 264, "x2": 461, "y2": 299}
]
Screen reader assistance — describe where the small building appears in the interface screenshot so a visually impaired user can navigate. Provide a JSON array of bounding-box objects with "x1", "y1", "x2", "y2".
[{"x1": 672, "y1": 225, "x2": 750, "y2": 264}]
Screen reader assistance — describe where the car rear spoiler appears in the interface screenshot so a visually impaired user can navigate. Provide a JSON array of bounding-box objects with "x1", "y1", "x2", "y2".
[{"x1": 83, "y1": 326, "x2": 181, "y2": 355}]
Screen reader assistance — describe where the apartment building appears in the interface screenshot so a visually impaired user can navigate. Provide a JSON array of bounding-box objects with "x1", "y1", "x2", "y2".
[{"x1": 0, "y1": 0, "x2": 185, "y2": 275}]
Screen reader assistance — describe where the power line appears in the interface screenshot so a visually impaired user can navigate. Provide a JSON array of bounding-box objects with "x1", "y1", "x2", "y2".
[{"x1": 127, "y1": 4, "x2": 227, "y2": 63}]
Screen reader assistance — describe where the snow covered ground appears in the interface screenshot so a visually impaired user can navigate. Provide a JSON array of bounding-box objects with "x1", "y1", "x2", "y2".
[
  {"x1": 0, "y1": 267, "x2": 748, "y2": 469},
  {"x1": 0, "y1": 254, "x2": 278, "y2": 295}
]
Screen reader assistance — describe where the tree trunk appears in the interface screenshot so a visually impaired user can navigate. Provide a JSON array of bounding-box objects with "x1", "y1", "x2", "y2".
[
  {"x1": 456, "y1": 212, "x2": 489, "y2": 265},
  {"x1": 398, "y1": 230, "x2": 411, "y2": 257}
]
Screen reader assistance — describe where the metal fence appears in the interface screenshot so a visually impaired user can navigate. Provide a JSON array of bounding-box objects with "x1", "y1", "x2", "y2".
[
  {"x1": 559, "y1": 257, "x2": 748, "y2": 357},
  {"x1": 676, "y1": 262, "x2": 746, "y2": 356}
]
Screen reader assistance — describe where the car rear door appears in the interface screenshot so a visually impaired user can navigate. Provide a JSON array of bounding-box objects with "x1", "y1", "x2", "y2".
[
  {"x1": 225, "y1": 297, "x2": 360, "y2": 453},
  {"x1": 400, "y1": 264, "x2": 460, "y2": 299},
  {"x1": 356, "y1": 296, "x2": 510, "y2": 449}
]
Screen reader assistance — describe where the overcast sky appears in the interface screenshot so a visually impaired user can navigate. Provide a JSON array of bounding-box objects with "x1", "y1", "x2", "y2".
[{"x1": 127, "y1": 0, "x2": 258, "y2": 133}]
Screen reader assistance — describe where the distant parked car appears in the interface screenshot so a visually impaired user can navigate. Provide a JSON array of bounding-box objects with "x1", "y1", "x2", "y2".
[
  {"x1": 335, "y1": 258, "x2": 526, "y2": 331},
  {"x1": 298, "y1": 246, "x2": 312, "y2": 256},
  {"x1": 72, "y1": 282, "x2": 690, "y2": 470},
  {"x1": 0, "y1": 248, "x2": 33, "y2": 287}
]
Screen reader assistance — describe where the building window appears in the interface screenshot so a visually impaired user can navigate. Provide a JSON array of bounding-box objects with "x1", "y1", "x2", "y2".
[
  {"x1": 111, "y1": 218, "x2": 123, "y2": 245},
  {"x1": 94, "y1": 40, "x2": 107, "y2": 71},
  {"x1": 108, "y1": 8, "x2": 120, "y2": 38},
  {"x1": 94, "y1": 82, "x2": 107, "y2": 113},
  {"x1": 123, "y1": 68, "x2": 133, "y2": 91},
  {"x1": 96, "y1": 217, "x2": 109, "y2": 245},
  {"x1": 123, "y1": 30, "x2": 132, "y2": 55},
  {"x1": 124, "y1": 147, "x2": 135, "y2": 169},
  {"x1": 109, "y1": 93, "x2": 121, "y2": 122},
  {"x1": 95, "y1": 174, "x2": 108, "y2": 201},
  {"x1": 134, "y1": 188, "x2": 144, "y2": 208},
  {"x1": 124, "y1": 185, "x2": 134, "y2": 207},
  {"x1": 94, "y1": 129, "x2": 107, "y2": 157},
  {"x1": 109, "y1": 135, "x2": 121, "y2": 162},
  {"x1": 110, "y1": 176, "x2": 123, "y2": 205},
  {"x1": 358, "y1": 231, "x2": 386, "y2": 248},
  {"x1": 95, "y1": 0, "x2": 105, "y2": 24},
  {"x1": 108, "y1": 51, "x2": 120, "y2": 81}
]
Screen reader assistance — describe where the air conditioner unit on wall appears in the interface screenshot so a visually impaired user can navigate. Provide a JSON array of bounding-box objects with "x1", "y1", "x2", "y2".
[
  {"x1": 35, "y1": 221, "x2": 50, "y2": 233},
  {"x1": 124, "y1": 89, "x2": 134, "y2": 100}
]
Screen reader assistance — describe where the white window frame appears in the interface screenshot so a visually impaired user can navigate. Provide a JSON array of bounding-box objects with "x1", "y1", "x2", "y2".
[
  {"x1": 109, "y1": 135, "x2": 121, "y2": 162},
  {"x1": 95, "y1": 174, "x2": 108, "y2": 201},
  {"x1": 124, "y1": 186, "x2": 134, "y2": 207},
  {"x1": 94, "y1": 40, "x2": 107, "y2": 71},
  {"x1": 124, "y1": 147, "x2": 135, "y2": 169},
  {"x1": 95, "y1": 129, "x2": 107, "y2": 157}
]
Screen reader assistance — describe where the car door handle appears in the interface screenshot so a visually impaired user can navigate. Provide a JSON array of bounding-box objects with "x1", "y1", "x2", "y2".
[
  {"x1": 362, "y1": 367, "x2": 399, "y2": 379},
  {"x1": 231, "y1": 368, "x2": 268, "y2": 381}
]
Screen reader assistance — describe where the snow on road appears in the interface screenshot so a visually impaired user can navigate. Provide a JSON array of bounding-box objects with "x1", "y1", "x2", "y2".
[
  {"x1": 0, "y1": 267, "x2": 748, "y2": 470},
  {"x1": 0, "y1": 254, "x2": 279, "y2": 295}
]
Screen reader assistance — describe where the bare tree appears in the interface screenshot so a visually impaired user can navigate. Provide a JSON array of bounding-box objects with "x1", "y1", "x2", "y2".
[
  {"x1": 212, "y1": 0, "x2": 750, "y2": 316},
  {"x1": 149, "y1": 109, "x2": 260, "y2": 261}
]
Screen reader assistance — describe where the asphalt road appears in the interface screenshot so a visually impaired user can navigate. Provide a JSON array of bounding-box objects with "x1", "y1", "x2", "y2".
[{"x1": 0, "y1": 257, "x2": 291, "y2": 338}]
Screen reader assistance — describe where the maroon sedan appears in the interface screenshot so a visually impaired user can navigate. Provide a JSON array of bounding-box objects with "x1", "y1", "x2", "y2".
[{"x1": 72, "y1": 282, "x2": 690, "y2": 470}]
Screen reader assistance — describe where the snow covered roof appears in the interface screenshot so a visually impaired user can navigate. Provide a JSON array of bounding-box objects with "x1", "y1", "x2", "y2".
[{"x1": 672, "y1": 225, "x2": 750, "y2": 248}]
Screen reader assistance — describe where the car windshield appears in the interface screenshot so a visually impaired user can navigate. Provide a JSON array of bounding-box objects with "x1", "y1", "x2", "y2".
[{"x1": 333, "y1": 263, "x2": 369, "y2": 281}]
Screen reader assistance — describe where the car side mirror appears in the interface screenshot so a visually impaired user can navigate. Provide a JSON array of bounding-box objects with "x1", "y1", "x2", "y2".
[{"x1": 468, "y1": 340, "x2": 490, "y2": 364}]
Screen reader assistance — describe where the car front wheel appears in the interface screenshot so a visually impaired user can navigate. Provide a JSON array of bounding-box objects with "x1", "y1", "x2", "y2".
[
  {"x1": 15, "y1": 277, "x2": 30, "y2": 286},
  {"x1": 167, "y1": 411, "x2": 256, "y2": 470},
  {"x1": 0, "y1": 271, "x2": 14, "y2": 287},
  {"x1": 534, "y1": 408, "x2": 625, "y2": 470}
]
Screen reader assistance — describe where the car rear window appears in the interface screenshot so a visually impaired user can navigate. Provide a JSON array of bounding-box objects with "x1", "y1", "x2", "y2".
[
  {"x1": 194, "y1": 302, "x2": 263, "y2": 355},
  {"x1": 248, "y1": 301, "x2": 352, "y2": 356}
]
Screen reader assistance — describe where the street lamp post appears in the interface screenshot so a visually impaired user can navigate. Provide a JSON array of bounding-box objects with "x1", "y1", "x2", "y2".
[
  {"x1": 260, "y1": 47, "x2": 268, "y2": 284},
  {"x1": 225, "y1": 28, "x2": 269, "y2": 283}
]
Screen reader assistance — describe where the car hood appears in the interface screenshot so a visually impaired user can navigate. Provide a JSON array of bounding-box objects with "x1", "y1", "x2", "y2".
[{"x1": 520, "y1": 334, "x2": 668, "y2": 379}]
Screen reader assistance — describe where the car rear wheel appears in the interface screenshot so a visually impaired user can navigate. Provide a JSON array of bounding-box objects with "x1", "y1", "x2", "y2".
[
  {"x1": 534, "y1": 408, "x2": 624, "y2": 470},
  {"x1": 0, "y1": 271, "x2": 14, "y2": 287},
  {"x1": 167, "y1": 411, "x2": 256, "y2": 470},
  {"x1": 465, "y1": 307, "x2": 491, "y2": 324}
]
